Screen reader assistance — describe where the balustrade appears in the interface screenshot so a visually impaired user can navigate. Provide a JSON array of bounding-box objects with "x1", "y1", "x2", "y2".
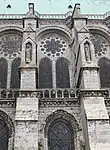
[
  {"x1": 0, "y1": 11, "x2": 109, "y2": 19},
  {"x1": 0, "y1": 88, "x2": 76, "y2": 99}
]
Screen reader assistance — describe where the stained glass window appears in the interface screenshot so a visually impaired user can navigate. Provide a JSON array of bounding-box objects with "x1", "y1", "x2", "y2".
[
  {"x1": 10, "y1": 58, "x2": 21, "y2": 89},
  {"x1": 0, "y1": 31, "x2": 22, "y2": 58},
  {"x1": 56, "y1": 58, "x2": 70, "y2": 88},
  {"x1": 48, "y1": 120, "x2": 73, "y2": 150},
  {"x1": 90, "y1": 33, "x2": 109, "y2": 57},
  {"x1": 98, "y1": 57, "x2": 110, "y2": 88},
  {"x1": 39, "y1": 58, "x2": 52, "y2": 88},
  {"x1": 0, "y1": 58, "x2": 8, "y2": 89},
  {"x1": 0, "y1": 120, "x2": 8, "y2": 150},
  {"x1": 40, "y1": 36, "x2": 67, "y2": 57}
]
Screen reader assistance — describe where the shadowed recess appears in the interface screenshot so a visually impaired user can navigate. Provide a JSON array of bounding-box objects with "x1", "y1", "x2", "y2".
[
  {"x1": 39, "y1": 57, "x2": 52, "y2": 88},
  {"x1": 98, "y1": 57, "x2": 110, "y2": 88},
  {"x1": 10, "y1": 57, "x2": 21, "y2": 89}
]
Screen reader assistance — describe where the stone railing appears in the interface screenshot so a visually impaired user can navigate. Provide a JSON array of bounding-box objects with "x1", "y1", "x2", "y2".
[
  {"x1": 0, "y1": 11, "x2": 109, "y2": 20},
  {"x1": 0, "y1": 11, "x2": 72, "y2": 19},
  {"x1": 0, "y1": 14, "x2": 26, "y2": 19},
  {"x1": 0, "y1": 88, "x2": 109, "y2": 100},
  {"x1": 39, "y1": 11, "x2": 72, "y2": 19},
  {"x1": 83, "y1": 11, "x2": 110, "y2": 19},
  {"x1": 0, "y1": 89, "x2": 19, "y2": 99},
  {"x1": 37, "y1": 88, "x2": 76, "y2": 99},
  {"x1": 0, "y1": 88, "x2": 76, "y2": 99}
]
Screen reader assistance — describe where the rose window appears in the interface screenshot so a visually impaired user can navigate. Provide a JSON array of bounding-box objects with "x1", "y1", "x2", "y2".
[
  {"x1": 0, "y1": 33, "x2": 22, "y2": 58},
  {"x1": 40, "y1": 36, "x2": 67, "y2": 57},
  {"x1": 90, "y1": 33, "x2": 109, "y2": 57}
]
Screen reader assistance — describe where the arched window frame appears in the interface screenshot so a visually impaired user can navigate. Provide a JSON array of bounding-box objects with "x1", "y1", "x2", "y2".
[
  {"x1": 48, "y1": 119, "x2": 74, "y2": 150},
  {"x1": 56, "y1": 57, "x2": 70, "y2": 88},
  {"x1": 44, "y1": 110, "x2": 80, "y2": 150},
  {"x1": 0, "y1": 111, "x2": 14, "y2": 150},
  {"x1": 10, "y1": 57, "x2": 21, "y2": 89},
  {"x1": 0, "y1": 57, "x2": 8, "y2": 89},
  {"x1": 38, "y1": 57, "x2": 52, "y2": 88}
]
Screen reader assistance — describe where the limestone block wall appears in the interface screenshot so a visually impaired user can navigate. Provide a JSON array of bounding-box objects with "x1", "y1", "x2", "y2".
[
  {"x1": 14, "y1": 121, "x2": 38, "y2": 150},
  {"x1": 81, "y1": 91, "x2": 110, "y2": 150},
  {"x1": 88, "y1": 120, "x2": 110, "y2": 150},
  {"x1": 14, "y1": 97, "x2": 38, "y2": 150},
  {"x1": 20, "y1": 68, "x2": 36, "y2": 90},
  {"x1": 83, "y1": 68, "x2": 100, "y2": 89}
]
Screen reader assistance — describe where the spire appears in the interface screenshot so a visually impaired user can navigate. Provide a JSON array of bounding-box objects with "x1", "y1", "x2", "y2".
[
  {"x1": 6, "y1": 4, "x2": 11, "y2": 8},
  {"x1": 72, "y1": 3, "x2": 81, "y2": 18},
  {"x1": 29, "y1": 3, "x2": 34, "y2": 15}
]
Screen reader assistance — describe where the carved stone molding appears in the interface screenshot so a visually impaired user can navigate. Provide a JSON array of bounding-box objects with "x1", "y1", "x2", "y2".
[
  {"x1": 79, "y1": 89, "x2": 109, "y2": 97},
  {"x1": 39, "y1": 98, "x2": 79, "y2": 107},
  {"x1": 36, "y1": 26, "x2": 72, "y2": 41},
  {"x1": 0, "y1": 110, "x2": 14, "y2": 137},
  {"x1": 88, "y1": 120, "x2": 109, "y2": 126},
  {"x1": 104, "y1": 16, "x2": 110, "y2": 29},
  {"x1": 0, "y1": 100, "x2": 15, "y2": 108},
  {"x1": 0, "y1": 26, "x2": 23, "y2": 33},
  {"x1": 0, "y1": 20, "x2": 23, "y2": 26},
  {"x1": 44, "y1": 109, "x2": 80, "y2": 137},
  {"x1": 39, "y1": 19, "x2": 65, "y2": 26}
]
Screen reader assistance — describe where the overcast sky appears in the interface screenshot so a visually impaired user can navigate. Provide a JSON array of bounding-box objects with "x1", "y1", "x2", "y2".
[{"x1": 0, "y1": 0, "x2": 110, "y2": 14}]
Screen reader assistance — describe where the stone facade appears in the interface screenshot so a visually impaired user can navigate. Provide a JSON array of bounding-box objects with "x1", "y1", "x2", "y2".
[{"x1": 0, "y1": 2, "x2": 110, "y2": 150}]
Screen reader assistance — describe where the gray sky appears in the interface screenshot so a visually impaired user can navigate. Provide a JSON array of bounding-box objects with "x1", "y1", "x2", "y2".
[{"x1": 0, "y1": 0, "x2": 110, "y2": 14}]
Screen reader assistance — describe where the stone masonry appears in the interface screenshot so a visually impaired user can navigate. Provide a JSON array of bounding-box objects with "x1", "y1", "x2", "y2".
[{"x1": 0, "y1": 2, "x2": 110, "y2": 150}]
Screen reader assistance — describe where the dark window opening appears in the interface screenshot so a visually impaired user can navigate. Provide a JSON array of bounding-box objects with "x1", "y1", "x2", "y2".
[
  {"x1": 56, "y1": 58, "x2": 70, "y2": 88},
  {"x1": 39, "y1": 58, "x2": 52, "y2": 88},
  {"x1": 10, "y1": 58, "x2": 21, "y2": 89},
  {"x1": 0, "y1": 120, "x2": 8, "y2": 150},
  {"x1": 0, "y1": 58, "x2": 8, "y2": 89},
  {"x1": 48, "y1": 120, "x2": 74, "y2": 150},
  {"x1": 98, "y1": 57, "x2": 110, "y2": 88}
]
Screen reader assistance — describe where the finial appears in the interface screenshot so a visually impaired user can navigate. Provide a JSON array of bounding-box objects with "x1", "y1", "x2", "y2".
[
  {"x1": 68, "y1": 5, "x2": 73, "y2": 9},
  {"x1": 7, "y1": 4, "x2": 11, "y2": 8},
  {"x1": 29, "y1": 3, "x2": 34, "y2": 15}
]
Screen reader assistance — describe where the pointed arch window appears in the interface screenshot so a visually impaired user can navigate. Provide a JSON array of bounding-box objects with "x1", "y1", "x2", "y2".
[
  {"x1": 0, "y1": 111, "x2": 14, "y2": 150},
  {"x1": 48, "y1": 119, "x2": 74, "y2": 150},
  {"x1": 10, "y1": 58, "x2": 21, "y2": 89},
  {"x1": 98, "y1": 57, "x2": 110, "y2": 88},
  {"x1": 0, "y1": 120, "x2": 8, "y2": 150},
  {"x1": 56, "y1": 57, "x2": 70, "y2": 88},
  {"x1": 0, "y1": 58, "x2": 8, "y2": 89},
  {"x1": 39, "y1": 58, "x2": 52, "y2": 88}
]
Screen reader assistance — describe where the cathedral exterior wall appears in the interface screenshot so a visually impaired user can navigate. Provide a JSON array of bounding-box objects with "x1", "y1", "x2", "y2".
[{"x1": 0, "y1": 2, "x2": 110, "y2": 150}]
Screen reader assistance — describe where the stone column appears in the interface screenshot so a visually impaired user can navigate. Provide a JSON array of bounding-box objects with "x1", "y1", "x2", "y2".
[
  {"x1": 69, "y1": 63, "x2": 73, "y2": 88},
  {"x1": 7, "y1": 60, "x2": 12, "y2": 89},
  {"x1": 52, "y1": 60, "x2": 56, "y2": 88}
]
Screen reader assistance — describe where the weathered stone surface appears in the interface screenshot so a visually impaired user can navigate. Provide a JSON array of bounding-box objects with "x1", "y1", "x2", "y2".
[
  {"x1": 0, "y1": 2, "x2": 110, "y2": 150},
  {"x1": 15, "y1": 97, "x2": 38, "y2": 120}
]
